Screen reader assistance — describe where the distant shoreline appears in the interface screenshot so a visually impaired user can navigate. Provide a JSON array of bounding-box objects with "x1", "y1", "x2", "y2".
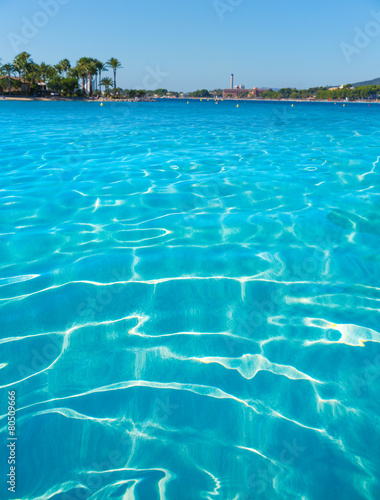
[
  {"x1": 181, "y1": 97, "x2": 380, "y2": 104},
  {"x1": 1, "y1": 96, "x2": 379, "y2": 104},
  {"x1": 0, "y1": 96, "x2": 154, "y2": 102}
]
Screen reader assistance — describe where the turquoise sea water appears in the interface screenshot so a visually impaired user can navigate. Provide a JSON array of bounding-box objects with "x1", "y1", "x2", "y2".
[{"x1": 0, "y1": 100, "x2": 379, "y2": 500}]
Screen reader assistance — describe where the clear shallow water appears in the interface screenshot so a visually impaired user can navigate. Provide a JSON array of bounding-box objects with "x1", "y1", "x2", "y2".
[{"x1": 0, "y1": 100, "x2": 379, "y2": 500}]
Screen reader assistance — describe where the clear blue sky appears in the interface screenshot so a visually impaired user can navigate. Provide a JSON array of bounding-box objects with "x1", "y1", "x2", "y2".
[{"x1": 1, "y1": 0, "x2": 380, "y2": 91}]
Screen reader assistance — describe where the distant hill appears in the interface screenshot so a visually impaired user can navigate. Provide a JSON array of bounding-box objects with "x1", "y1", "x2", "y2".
[{"x1": 351, "y1": 77, "x2": 380, "y2": 88}]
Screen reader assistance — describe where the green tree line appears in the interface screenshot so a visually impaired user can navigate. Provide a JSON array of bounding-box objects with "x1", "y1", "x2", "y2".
[
  {"x1": 0, "y1": 52, "x2": 123, "y2": 97},
  {"x1": 0, "y1": 53, "x2": 185, "y2": 99},
  {"x1": 261, "y1": 85, "x2": 380, "y2": 101}
]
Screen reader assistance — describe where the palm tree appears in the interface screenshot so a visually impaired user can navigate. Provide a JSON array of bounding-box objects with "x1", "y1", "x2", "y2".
[
  {"x1": 38, "y1": 62, "x2": 51, "y2": 82},
  {"x1": 76, "y1": 58, "x2": 89, "y2": 96},
  {"x1": 25, "y1": 62, "x2": 40, "y2": 93},
  {"x1": 57, "y1": 58, "x2": 71, "y2": 77},
  {"x1": 76, "y1": 57, "x2": 98, "y2": 96},
  {"x1": 106, "y1": 58, "x2": 122, "y2": 96},
  {"x1": 100, "y1": 77, "x2": 113, "y2": 97},
  {"x1": 1, "y1": 63, "x2": 14, "y2": 96},
  {"x1": 87, "y1": 60, "x2": 97, "y2": 96},
  {"x1": 13, "y1": 52, "x2": 33, "y2": 81},
  {"x1": 68, "y1": 66, "x2": 79, "y2": 79},
  {"x1": 95, "y1": 60, "x2": 108, "y2": 92},
  {"x1": 47, "y1": 65, "x2": 58, "y2": 81}
]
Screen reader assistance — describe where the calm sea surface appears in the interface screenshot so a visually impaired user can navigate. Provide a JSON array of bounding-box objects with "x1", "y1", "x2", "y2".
[{"x1": 0, "y1": 100, "x2": 379, "y2": 499}]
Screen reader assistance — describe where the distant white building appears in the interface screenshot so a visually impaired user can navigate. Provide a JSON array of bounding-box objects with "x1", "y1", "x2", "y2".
[{"x1": 329, "y1": 85, "x2": 347, "y2": 90}]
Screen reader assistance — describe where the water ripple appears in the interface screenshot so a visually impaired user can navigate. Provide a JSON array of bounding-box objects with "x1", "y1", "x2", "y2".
[{"x1": 1, "y1": 101, "x2": 379, "y2": 500}]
